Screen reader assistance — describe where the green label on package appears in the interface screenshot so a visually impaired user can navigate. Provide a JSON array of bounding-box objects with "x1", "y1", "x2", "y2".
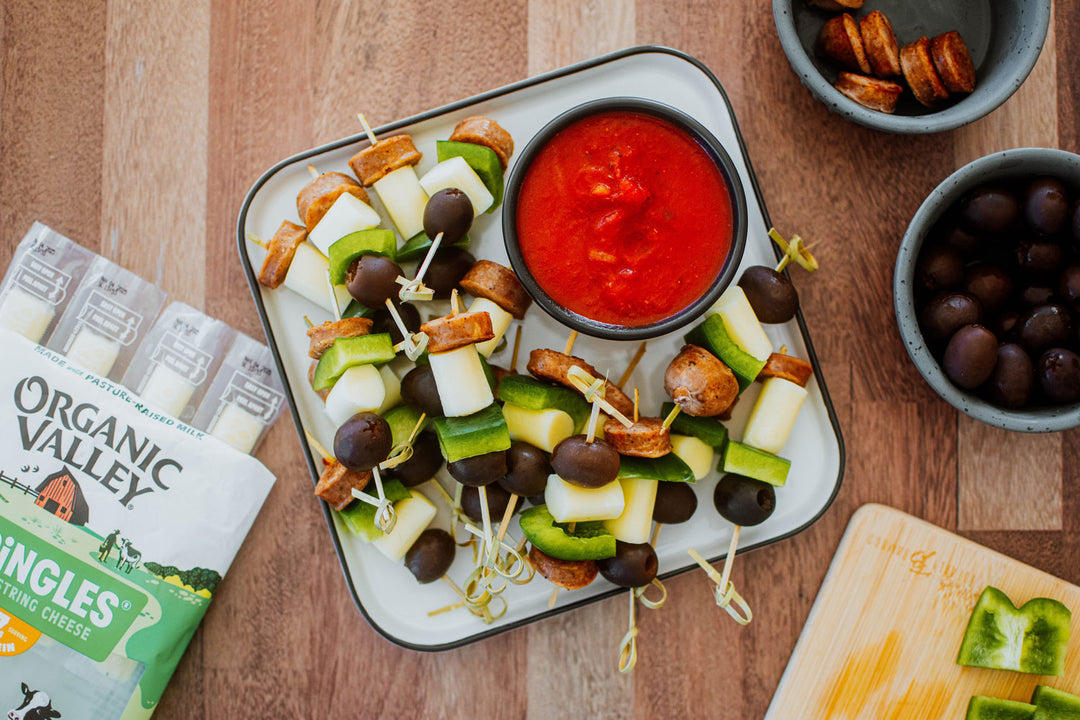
[{"x1": 0, "y1": 516, "x2": 147, "y2": 662}]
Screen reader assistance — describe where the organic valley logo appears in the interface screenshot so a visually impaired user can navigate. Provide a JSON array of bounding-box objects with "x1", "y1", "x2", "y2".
[{"x1": 13, "y1": 376, "x2": 183, "y2": 507}]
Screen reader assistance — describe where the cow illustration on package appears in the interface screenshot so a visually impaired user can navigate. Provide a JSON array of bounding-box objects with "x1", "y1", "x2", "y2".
[
  {"x1": 6, "y1": 683, "x2": 60, "y2": 720},
  {"x1": 116, "y1": 538, "x2": 142, "y2": 574}
]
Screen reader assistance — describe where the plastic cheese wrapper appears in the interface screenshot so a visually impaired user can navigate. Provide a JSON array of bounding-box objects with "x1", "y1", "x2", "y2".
[
  {"x1": 0, "y1": 223, "x2": 98, "y2": 345},
  {"x1": 120, "y1": 302, "x2": 235, "y2": 423},
  {"x1": 46, "y1": 256, "x2": 167, "y2": 382},
  {"x1": 190, "y1": 333, "x2": 286, "y2": 455},
  {"x1": 0, "y1": 328, "x2": 275, "y2": 719}
]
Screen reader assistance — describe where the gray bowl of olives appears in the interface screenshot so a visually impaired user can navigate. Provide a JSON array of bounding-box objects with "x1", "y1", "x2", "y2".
[{"x1": 895, "y1": 147, "x2": 1080, "y2": 433}]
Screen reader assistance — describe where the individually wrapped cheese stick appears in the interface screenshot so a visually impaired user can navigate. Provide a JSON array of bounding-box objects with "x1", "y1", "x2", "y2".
[
  {"x1": 47, "y1": 255, "x2": 166, "y2": 380},
  {"x1": 0, "y1": 223, "x2": 97, "y2": 344},
  {"x1": 120, "y1": 302, "x2": 235, "y2": 422}
]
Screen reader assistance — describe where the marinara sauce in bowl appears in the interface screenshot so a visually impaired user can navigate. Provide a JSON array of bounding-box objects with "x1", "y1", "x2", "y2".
[{"x1": 504, "y1": 97, "x2": 747, "y2": 340}]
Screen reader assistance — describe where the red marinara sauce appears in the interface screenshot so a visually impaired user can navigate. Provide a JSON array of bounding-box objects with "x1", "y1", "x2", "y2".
[{"x1": 515, "y1": 110, "x2": 733, "y2": 327}]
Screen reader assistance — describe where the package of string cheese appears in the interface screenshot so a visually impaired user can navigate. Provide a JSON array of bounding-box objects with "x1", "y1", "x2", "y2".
[
  {"x1": 120, "y1": 303, "x2": 235, "y2": 424},
  {"x1": 46, "y1": 256, "x2": 167, "y2": 381},
  {"x1": 190, "y1": 333, "x2": 286, "y2": 455},
  {"x1": 0, "y1": 328, "x2": 276, "y2": 719},
  {"x1": 0, "y1": 223, "x2": 98, "y2": 345}
]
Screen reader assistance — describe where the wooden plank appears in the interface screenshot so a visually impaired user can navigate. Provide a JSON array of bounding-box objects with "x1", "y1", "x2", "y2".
[
  {"x1": 768, "y1": 504, "x2": 1080, "y2": 720},
  {"x1": 527, "y1": 0, "x2": 635, "y2": 77},
  {"x1": 0, "y1": 0, "x2": 107, "y2": 257},
  {"x1": 952, "y1": 22, "x2": 1061, "y2": 533},
  {"x1": 100, "y1": 0, "x2": 211, "y2": 304}
]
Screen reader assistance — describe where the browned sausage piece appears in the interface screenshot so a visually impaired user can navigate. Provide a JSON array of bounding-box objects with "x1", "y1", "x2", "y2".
[
  {"x1": 664, "y1": 345, "x2": 739, "y2": 417},
  {"x1": 296, "y1": 172, "x2": 371, "y2": 231},
  {"x1": 807, "y1": 0, "x2": 864, "y2": 10},
  {"x1": 834, "y1": 72, "x2": 904, "y2": 113},
  {"x1": 449, "y1": 116, "x2": 515, "y2": 170},
  {"x1": 528, "y1": 546, "x2": 598, "y2": 590},
  {"x1": 459, "y1": 260, "x2": 532, "y2": 319},
  {"x1": 348, "y1": 135, "x2": 423, "y2": 187},
  {"x1": 860, "y1": 10, "x2": 901, "y2": 78},
  {"x1": 421, "y1": 311, "x2": 495, "y2": 354},
  {"x1": 308, "y1": 361, "x2": 330, "y2": 401},
  {"x1": 307, "y1": 317, "x2": 375, "y2": 359},
  {"x1": 901, "y1": 37, "x2": 950, "y2": 108},
  {"x1": 931, "y1": 31, "x2": 976, "y2": 94},
  {"x1": 819, "y1": 14, "x2": 871, "y2": 75},
  {"x1": 603, "y1": 417, "x2": 671, "y2": 458},
  {"x1": 314, "y1": 461, "x2": 371, "y2": 511},
  {"x1": 758, "y1": 353, "x2": 814, "y2": 388},
  {"x1": 527, "y1": 349, "x2": 636, "y2": 418},
  {"x1": 257, "y1": 220, "x2": 308, "y2": 289}
]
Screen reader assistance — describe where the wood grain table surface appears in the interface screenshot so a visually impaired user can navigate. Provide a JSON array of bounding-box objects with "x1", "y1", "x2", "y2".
[{"x1": 2, "y1": 1, "x2": 1078, "y2": 718}]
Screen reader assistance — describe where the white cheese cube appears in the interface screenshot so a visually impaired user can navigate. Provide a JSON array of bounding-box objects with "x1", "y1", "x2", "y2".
[
  {"x1": 372, "y1": 490, "x2": 437, "y2": 561},
  {"x1": 670, "y1": 434, "x2": 714, "y2": 481},
  {"x1": 140, "y1": 364, "x2": 196, "y2": 418},
  {"x1": 427, "y1": 344, "x2": 493, "y2": 417},
  {"x1": 377, "y1": 364, "x2": 402, "y2": 414},
  {"x1": 307, "y1": 192, "x2": 381, "y2": 257},
  {"x1": 67, "y1": 327, "x2": 121, "y2": 377},
  {"x1": 604, "y1": 477, "x2": 658, "y2": 544},
  {"x1": 712, "y1": 286, "x2": 772, "y2": 361},
  {"x1": 418, "y1": 156, "x2": 494, "y2": 215},
  {"x1": 0, "y1": 287, "x2": 55, "y2": 343},
  {"x1": 210, "y1": 402, "x2": 265, "y2": 454},
  {"x1": 742, "y1": 377, "x2": 808, "y2": 454},
  {"x1": 283, "y1": 242, "x2": 349, "y2": 314},
  {"x1": 545, "y1": 474, "x2": 625, "y2": 523},
  {"x1": 469, "y1": 297, "x2": 513, "y2": 358},
  {"x1": 324, "y1": 363, "x2": 386, "y2": 426},
  {"x1": 503, "y1": 402, "x2": 574, "y2": 453},
  {"x1": 373, "y1": 165, "x2": 428, "y2": 240}
]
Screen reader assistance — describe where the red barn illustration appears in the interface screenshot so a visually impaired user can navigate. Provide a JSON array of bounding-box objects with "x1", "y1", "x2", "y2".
[{"x1": 34, "y1": 467, "x2": 89, "y2": 526}]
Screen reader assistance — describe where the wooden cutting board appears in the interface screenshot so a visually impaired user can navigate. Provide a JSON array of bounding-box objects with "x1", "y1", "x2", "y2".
[{"x1": 766, "y1": 504, "x2": 1080, "y2": 719}]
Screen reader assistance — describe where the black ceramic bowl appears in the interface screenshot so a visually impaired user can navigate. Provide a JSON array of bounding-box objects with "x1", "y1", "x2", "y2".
[{"x1": 502, "y1": 97, "x2": 747, "y2": 341}]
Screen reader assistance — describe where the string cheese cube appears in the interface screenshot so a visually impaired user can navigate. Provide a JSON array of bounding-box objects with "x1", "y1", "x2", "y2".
[
  {"x1": 283, "y1": 242, "x2": 350, "y2": 314},
  {"x1": 0, "y1": 287, "x2": 55, "y2": 343},
  {"x1": 418, "y1": 156, "x2": 494, "y2": 215},
  {"x1": 373, "y1": 165, "x2": 428, "y2": 240},
  {"x1": 670, "y1": 434, "x2": 715, "y2": 480},
  {"x1": 307, "y1": 192, "x2": 381, "y2": 257},
  {"x1": 603, "y1": 477, "x2": 658, "y2": 544},
  {"x1": 502, "y1": 402, "x2": 574, "y2": 452},
  {"x1": 545, "y1": 474, "x2": 625, "y2": 523},
  {"x1": 324, "y1": 363, "x2": 386, "y2": 426},
  {"x1": 377, "y1": 364, "x2": 402, "y2": 414},
  {"x1": 427, "y1": 344, "x2": 493, "y2": 417},
  {"x1": 469, "y1": 297, "x2": 513, "y2": 358},
  {"x1": 371, "y1": 490, "x2": 437, "y2": 561},
  {"x1": 712, "y1": 286, "x2": 772, "y2": 361},
  {"x1": 742, "y1": 377, "x2": 808, "y2": 454}
]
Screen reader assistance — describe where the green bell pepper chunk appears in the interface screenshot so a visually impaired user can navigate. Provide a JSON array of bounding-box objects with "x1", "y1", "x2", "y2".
[
  {"x1": 311, "y1": 333, "x2": 396, "y2": 391},
  {"x1": 966, "y1": 696, "x2": 1035, "y2": 720},
  {"x1": 957, "y1": 586, "x2": 1071, "y2": 676},
  {"x1": 432, "y1": 403, "x2": 511, "y2": 463},
  {"x1": 1032, "y1": 686, "x2": 1080, "y2": 719},
  {"x1": 661, "y1": 402, "x2": 729, "y2": 448},
  {"x1": 496, "y1": 374, "x2": 591, "y2": 434},
  {"x1": 518, "y1": 505, "x2": 615, "y2": 561},
  {"x1": 338, "y1": 479, "x2": 411, "y2": 541},
  {"x1": 437, "y1": 140, "x2": 504, "y2": 212},
  {"x1": 327, "y1": 229, "x2": 397, "y2": 284},
  {"x1": 397, "y1": 231, "x2": 470, "y2": 262},
  {"x1": 617, "y1": 453, "x2": 696, "y2": 484}
]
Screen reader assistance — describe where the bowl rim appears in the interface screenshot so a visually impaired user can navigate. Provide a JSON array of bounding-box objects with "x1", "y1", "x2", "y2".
[
  {"x1": 502, "y1": 96, "x2": 749, "y2": 341},
  {"x1": 894, "y1": 147, "x2": 1080, "y2": 433},
  {"x1": 771, "y1": 0, "x2": 1052, "y2": 135}
]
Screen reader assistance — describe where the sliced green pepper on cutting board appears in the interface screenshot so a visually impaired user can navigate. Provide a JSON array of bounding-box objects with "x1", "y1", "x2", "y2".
[
  {"x1": 957, "y1": 586, "x2": 1071, "y2": 676},
  {"x1": 1032, "y1": 686, "x2": 1080, "y2": 719},
  {"x1": 966, "y1": 696, "x2": 1036, "y2": 720}
]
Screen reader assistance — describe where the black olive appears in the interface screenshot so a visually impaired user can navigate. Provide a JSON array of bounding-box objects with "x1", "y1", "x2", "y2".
[
  {"x1": 962, "y1": 186, "x2": 1019, "y2": 235},
  {"x1": 346, "y1": 254, "x2": 404, "y2": 308},
  {"x1": 425, "y1": 247, "x2": 476, "y2": 299},
  {"x1": 447, "y1": 450, "x2": 508, "y2": 488},
  {"x1": 405, "y1": 529, "x2": 455, "y2": 584},
  {"x1": 1018, "y1": 285, "x2": 1056, "y2": 307},
  {"x1": 713, "y1": 474, "x2": 775, "y2": 526},
  {"x1": 963, "y1": 265, "x2": 1013, "y2": 314},
  {"x1": 942, "y1": 324, "x2": 999, "y2": 389},
  {"x1": 423, "y1": 188, "x2": 474, "y2": 245},
  {"x1": 1059, "y1": 266, "x2": 1080, "y2": 313},
  {"x1": 371, "y1": 302, "x2": 420, "y2": 344},
  {"x1": 919, "y1": 293, "x2": 982, "y2": 345},
  {"x1": 944, "y1": 225, "x2": 979, "y2": 254},
  {"x1": 498, "y1": 441, "x2": 552, "y2": 497},
  {"x1": 915, "y1": 245, "x2": 964, "y2": 294},
  {"x1": 652, "y1": 481, "x2": 697, "y2": 524},
  {"x1": 597, "y1": 541, "x2": 658, "y2": 589},
  {"x1": 1024, "y1": 177, "x2": 1069, "y2": 236},
  {"x1": 1016, "y1": 240, "x2": 1063, "y2": 276},
  {"x1": 386, "y1": 431, "x2": 443, "y2": 487},
  {"x1": 738, "y1": 266, "x2": 799, "y2": 323},
  {"x1": 1038, "y1": 348, "x2": 1080, "y2": 403},
  {"x1": 461, "y1": 483, "x2": 512, "y2": 522},
  {"x1": 334, "y1": 412, "x2": 393, "y2": 472},
  {"x1": 401, "y1": 365, "x2": 444, "y2": 417},
  {"x1": 1017, "y1": 304, "x2": 1072, "y2": 355},
  {"x1": 550, "y1": 435, "x2": 620, "y2": 489},
  {"x1": 987, "y1": 344, "x2": 1034, "y2": 409}
]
